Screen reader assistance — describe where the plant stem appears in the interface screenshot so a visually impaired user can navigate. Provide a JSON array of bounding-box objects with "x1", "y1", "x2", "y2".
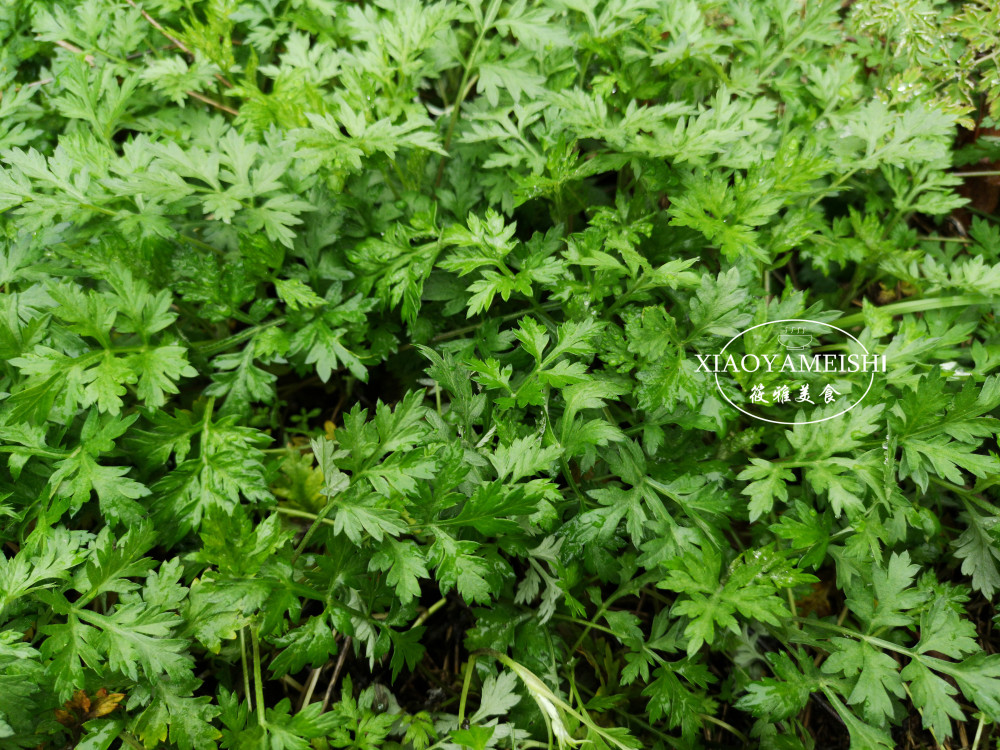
[
  {"x1": 837, "y1": 294, "x2": 993, "y2": 328},
  {"x1": 200, "y1": 396, "x2": 215, "y2": 452},
  {"x1": 434, "y1": 0, "x2": 500, "y2": 187},
  {"x1": 700, "y1": 713, "x2": 751, "y2": 744},
  {"x1": 458, "y1": 654, "x2": 478, "y2": 726},
  {"x1": 186, "y1": 90, "x2": 239, "y2": 116},
  {"x1": 971, "y1": 715, "x2": 986, "y2": 750},
  {"x1": 276, "y1": 506, "x2": 337, "y2": 526},
  {"x1": 934, "y1": 478, "x2": 1000, "y2": 517},
  {"x1": 569, "y1": 572, "x2": 658, "y2": 653},
  {"x1": 411, "y1": 597, "x2": 448, "y2": 630},
  {"x1": 921, "y1": 235, "x2": 972, "y2": 243},
  {"x1": 0, "y1": 445, "x2": 68, "y2": 460},
  {"x1": 553, "y1": 614, "x2": 630, "y2": 640},
  {"x1": 192, "y1": 317, "x2": 286, "y2": 356},
  {"x1": 79, "y1": 202, "x2": 117, "y2": 216},
  {"x1": 793, "y1": 617, "x2": 921, "y2": 659},
  {"x1": 290, "y1": 498, "x2": 340, "y2": 565},
  {"x1": 320, "y1": 636, "x2": 352, "y2": 712},
  {"x1": 251, "y1": 626, "x2": 267, "y2": 728},
  {"x1": 298, "y1": 667, "x2": 322, "y2": 711},
  {"x1": 240, "y1": 628, "x2": 252, "y2": 710},
  {"x1": 758, "y1": 24, "x2": 816, "y2": 81},
  {"x1": 901, "y1": 681, "x2": 942, "y2": 749}
]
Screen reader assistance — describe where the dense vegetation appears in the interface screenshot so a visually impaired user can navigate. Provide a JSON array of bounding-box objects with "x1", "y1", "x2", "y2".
[{"x1": 2, "y1": 0, "x2": 1000, "y2": 748}]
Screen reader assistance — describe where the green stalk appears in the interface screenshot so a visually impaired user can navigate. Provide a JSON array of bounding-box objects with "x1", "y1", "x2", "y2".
[
  {"x1": 199, "y1": 396, "x2": 216, "y2": 461},
  {"x1": 0, "y1": 445, "x2": 68, "y2": 460},
  {"x1": 971, "y1": 716, "x2": 986, "y2": 750},
  {"x1": 251, "y1": 626, "x2": 267, "y2": 728},
  {"x1": 240, "y1": 628, "x2": 252, "y2": 710},
  {"x1": 487, "y1": 650, "x2": 639, "y2": 750},
  {"x1": 410, "y1": 597, "x2": 448, "y2": 630},
  {"x1": 290, "y1": 498, "x2": 341, "y2": 565},
  {"x1": 457, "y1": 654, "x2": 478, "y2": 727},
  {"x1": 274, "y1": 507, "x2": 334, "y2": 525},
  {"x1": 192, "y1": 317, "x2": 286, "y2": 356},
  {"x1": 792, "y1": 617, "x2": 918, "y2": 657},
  {"x1": 434, "y1": 0, "x2": 501, "y2": 187},
  {"x1": 901, "y1": 682, "x2": 943, "y2": 748},
  {"x1": 569, "y1": 572, "x2": 659, "y2": 653},
  {"x1": 837, "y1": 294, "x2": 993, "y2": 328}
]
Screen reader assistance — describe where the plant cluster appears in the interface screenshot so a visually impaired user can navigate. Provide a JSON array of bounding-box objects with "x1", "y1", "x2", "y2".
[{"x1": 2, "y1": 0, "x2": 1000, "y2": 748}]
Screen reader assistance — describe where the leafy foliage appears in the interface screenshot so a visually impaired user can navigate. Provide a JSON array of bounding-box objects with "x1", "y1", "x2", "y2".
[{"x1": 1, "y1": 0, "x2": 1000, "y2": 748}]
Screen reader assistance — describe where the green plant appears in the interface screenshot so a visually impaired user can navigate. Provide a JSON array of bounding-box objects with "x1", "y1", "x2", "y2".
[{"x1": 2, "y1": 1, "x2": 1000, "y2": 749}]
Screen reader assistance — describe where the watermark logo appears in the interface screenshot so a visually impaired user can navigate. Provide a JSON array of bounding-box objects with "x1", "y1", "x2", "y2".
[
  {"x1": 695, "y1": 318, "x2": 886, "y2": 425},
  {"x1": 777, "y1": 326, "x2": 815, "y2": 350}
]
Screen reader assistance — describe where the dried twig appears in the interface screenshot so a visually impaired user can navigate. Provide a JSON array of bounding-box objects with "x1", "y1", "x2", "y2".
[
  {"x1": 124, "y1": 0, "x2": 191, "y2": 55},
  {"x1": 320, "y1": 636, "x2": 352, "y2": 713},
  {"x1": 186, "y1": 90, "x2": 239, "y2": 116},
  {"x1": 51, "y1": 38, "x2": 236, "y2": 116},
  {"x1": 0, "y1": 77, "x2": 53, "y2": 101},
  {"x1": 124, "y1": 0, "x2": 233, "y2": 88},
  {"x1": 52, "y1": 39, "x2": 239, "y2": 117},
  {"x1": 54, "y1": 40, "x2": 94, "y2": 65}
]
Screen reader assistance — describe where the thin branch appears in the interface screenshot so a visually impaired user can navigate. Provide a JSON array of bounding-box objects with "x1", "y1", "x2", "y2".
[
  {"x1": 54, "y1": 40, "x2": 95, "y2": 65},
  {"x1": 127, "y1": 44, "x2": 176, "y2": 60},
  {"x1": 410, "y1": 597, "x2": 448, "y2": 630},
  {"x1": 124, "y1": 0, "x2": 191, "y2": 54},
  {"x1": 54, "y1": 39, "x2": 127, "y2": 65},
  {"x1": 0, "y1": 77, "x2": 54, "y2": 101},
  {"x1": 320, "y1": 637, "x2": 352, "y2": 713},
  {"x1": 124, "y1": 0, "x2": 234, "y2": 88},
  {"x1": 298, "y1": 666, "x2": 323, "y2": 712},
  {"x1": 186, "y1": 90, "x2": 239, "y2": 116},
  {"x1": 51, "y1": 34, "x2": 233, "y2": 120}
]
